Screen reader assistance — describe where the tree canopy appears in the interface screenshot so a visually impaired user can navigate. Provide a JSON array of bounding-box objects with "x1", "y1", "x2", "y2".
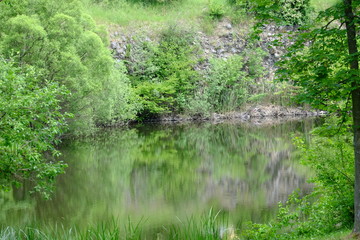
[{"x1": 0, "y1": 0, "x2": 137, "y2": 135}]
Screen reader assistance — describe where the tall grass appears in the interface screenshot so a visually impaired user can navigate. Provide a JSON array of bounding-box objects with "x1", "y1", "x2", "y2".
[{"x1": 0, "y1": 209, "x2": 238, "y2": 240}]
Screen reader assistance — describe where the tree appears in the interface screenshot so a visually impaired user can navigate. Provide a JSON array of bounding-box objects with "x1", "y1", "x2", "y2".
[
  {"x1": 0, "y1": 58, "x2": 69, "y2": 198},
  {"x1": 238, "y1": 0, "x2": 360, "y2": 234},
  {"x1": 274, "y1": 0, "x2": 360, "y2": 234},
  {"x1": 0, "y1": 0, "x2": 138, "y2": 135},
  {"x1": 343, "y1": 0, "x2": 360, "y2": 234}
]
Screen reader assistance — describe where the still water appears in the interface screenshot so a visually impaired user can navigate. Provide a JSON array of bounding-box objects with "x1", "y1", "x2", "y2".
[{"x1": 2, "y1": 119, "x2": 316, "y2": 231}]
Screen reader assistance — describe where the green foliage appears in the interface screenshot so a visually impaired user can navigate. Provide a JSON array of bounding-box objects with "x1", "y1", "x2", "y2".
[
  {"x1": 183, "y1": 44, "x2": 270, "y2": 116},
  {"x1": 125, "y1": 26, "x2": 199, "y2": 118},
  {"x1": 207, "y1": 0, "x2": 226, "y2": 20},
  {"x1": 277, "y1": 6, "x2": 350, "y2": 113},
  {"x1": 186, "y1": 55, "x2": 255, "y2": 115},
  {"x1": 232, "y1": 0, "x2": 311, "y2": 25},
  {"x1": 243, "y1": 117, "x2": 354, "y2": 239},
  {"x1": 207, "y1": 56, "x2": 251, "y2": 111},
  {"x1": 0, "y1": 59, "x2": 68, "y2": 198},
  {"x1": 276, "y1": 0, "x2": 311, "y2": 25},
  {"x1": 91, "y1": 0, "x2": 183, "y2": 6},
  {"x1": 0, "y1": 0, "x2": 138, "y2": 134},
  {"x1": 127, "y1": 0, "x2": 183, "y2": 4}
]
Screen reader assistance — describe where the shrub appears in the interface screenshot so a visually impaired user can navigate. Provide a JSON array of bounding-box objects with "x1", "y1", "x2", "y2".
[
  {"x1": 205, "y1": 56, "x2": 252, "y2": 112},
  {"x1": 277, "y1": 0, "x2": 311, "y2": 25},
  {"x1": 125, "y1": 26, "x2": 199, "y2": 118},
  {"x1": 232, "y1": 0, "x2": 311, "y2": 26},
  {"x1": 207, "y1": 1, "x2": 226, "y2": 20}
]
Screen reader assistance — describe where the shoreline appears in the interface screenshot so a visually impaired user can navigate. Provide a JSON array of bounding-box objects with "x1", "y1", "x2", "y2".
[{"x1": 144, "y1": 105, "x2": 327, "y2": 123}]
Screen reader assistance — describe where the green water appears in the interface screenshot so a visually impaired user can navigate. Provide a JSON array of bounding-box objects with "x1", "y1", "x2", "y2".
[{"x1": 1, "y1": 119, "x2": 316, "y2": 232}]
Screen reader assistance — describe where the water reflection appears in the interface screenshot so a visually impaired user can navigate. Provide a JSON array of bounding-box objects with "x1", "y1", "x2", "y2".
[{"x1": 1, "y1": 119, "x2": 316, "y2": 230}]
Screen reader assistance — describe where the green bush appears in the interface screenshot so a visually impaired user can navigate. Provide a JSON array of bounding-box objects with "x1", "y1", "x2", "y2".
[
  {"x1": 205, "y1": 56, "x2": 252, "y2": 112},
  {"x1": 232, "y1": 0, "x2": 311, "y2": 25},
  {"x1": 0, "y1": 58, "x2": 69, "y2": 198},
  {"x1": 207, "y1": 1, "x2": 226, "y2": 20},
  {"x1": 277, "y1": 0, "x2": 311, "y2": 25},
  {"x1": 185, "y1": 46, "x2": 269, "y2": 116},
  {"x1": 125, "y1": 26, "x2": 199, "y2": 118}
]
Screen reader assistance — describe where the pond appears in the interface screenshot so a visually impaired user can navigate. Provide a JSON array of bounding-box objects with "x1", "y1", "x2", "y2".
[{"x1": 1, "y1": 118, "x2": 317, "y2": 235}]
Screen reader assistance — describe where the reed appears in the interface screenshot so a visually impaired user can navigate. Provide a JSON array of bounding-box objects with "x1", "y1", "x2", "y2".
[{"x1": 0, "y1": 209, "x2": 239, "y2": 240}]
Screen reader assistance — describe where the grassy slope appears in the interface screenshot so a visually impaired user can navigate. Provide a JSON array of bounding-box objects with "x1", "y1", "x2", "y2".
[
  {"x1": 84, "y1": 0, "x2": 341, "y2": 26},
  {"x1": 82, "y1": 0, "x2": 229, "y2": 29},
  {"x1": 301, "y1": 229, "x2": 352, "y2": 240}
]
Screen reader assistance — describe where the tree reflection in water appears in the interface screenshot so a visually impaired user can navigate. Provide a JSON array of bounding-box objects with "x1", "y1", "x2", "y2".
[{"x1": 1, "y1": 119, "x2": 318, "y2": 231}]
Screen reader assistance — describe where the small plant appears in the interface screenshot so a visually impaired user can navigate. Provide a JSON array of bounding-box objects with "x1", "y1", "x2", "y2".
[
  {"x1": 276, "y1": 0, "x2": 312, "y2": 25},
  {"x1": 208, "y1": 0, "x2": 226, "y2": 20}
]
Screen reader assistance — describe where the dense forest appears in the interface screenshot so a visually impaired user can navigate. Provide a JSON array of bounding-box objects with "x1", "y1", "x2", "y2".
[{"x1": 1, "y1": 0, "x2": 360, "y2": 239}]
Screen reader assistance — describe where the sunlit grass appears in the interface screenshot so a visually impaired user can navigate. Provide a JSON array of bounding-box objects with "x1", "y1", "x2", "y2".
[
  {"x1": 300, "y1": 229, "x2": 352, "y2": 240},
  {"x1": 84, "y1": 0, "x2": 341, "y2": 26},
  {"x1": 310, "y1": 0, "x2": 340, "y2": 12},
  {"x1": 83, "y1": 0, "x2": 338, "y2": 33},
  {"x1": 83, "y1": 0, "x2": 229, "y2": 27}
]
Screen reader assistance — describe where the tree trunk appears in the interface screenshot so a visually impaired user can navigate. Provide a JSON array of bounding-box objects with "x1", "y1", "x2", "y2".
[{"x1": 344, "y1": 0, "x2": 360, "y2": 233}]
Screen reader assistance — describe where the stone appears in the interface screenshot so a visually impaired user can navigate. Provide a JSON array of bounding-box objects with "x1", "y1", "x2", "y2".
[{"x1": 110, "y1": 41, "x2": 117, "y2": 49}]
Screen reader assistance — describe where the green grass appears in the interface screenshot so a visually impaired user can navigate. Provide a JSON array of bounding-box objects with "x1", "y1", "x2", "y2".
[
  {"x1": 85, "y1": 0, "x2": 341, "y2": 27},
  {"x1": 0, "y1": 209, "x2": 233, "y2": 240},
  {"x1": 83, "y1": 0, "x2": 340, "y2": 37},
  {"x1": 310, "y1": 0, "x2": 340, "y2": 12},
  {"x1": 82, "y1": 0, "x2": 230, "y2": 28},
  {"x1": 300, "y1": 229, "x2": 352, "y2": 240},
  {"x1": 1, "y1": 225, "x2": 353, "y2": 240}
]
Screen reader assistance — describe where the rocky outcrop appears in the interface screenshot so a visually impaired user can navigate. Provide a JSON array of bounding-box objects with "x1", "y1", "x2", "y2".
[
  {"x1": 109, "y1": 20, "x2": 297, "y2": 74},
  {"x1": 259, "y1": 24, "x2": 299, "y2": 81},
  {"x1": 108, "y1": 21, "x2": 321, "y2": 124}
]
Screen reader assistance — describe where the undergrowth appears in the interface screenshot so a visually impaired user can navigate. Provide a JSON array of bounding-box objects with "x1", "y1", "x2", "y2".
[
  {"x1": 0, "y1": 209, "x2": 234, "y2": 240},
  {"x1": 243, "y1": 117, "x2": 354, "y2": 240}
]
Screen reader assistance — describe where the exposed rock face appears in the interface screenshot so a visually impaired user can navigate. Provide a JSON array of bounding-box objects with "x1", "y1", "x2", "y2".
[
  {"x1": 109, "y1": 20, "x2": 297, "y2": 75},
  {"x1": 108, "y1": 20, "x2": 320, "y2": 123},
  {"x1": 259, "y1": 24, "x2": 298, "y2": 81}
]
